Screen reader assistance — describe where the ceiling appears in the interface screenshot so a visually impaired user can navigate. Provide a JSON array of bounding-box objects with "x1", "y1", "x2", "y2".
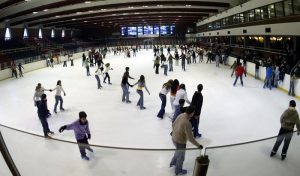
[{"x1": 0, "y1": 0, "x2": 241, "y2": 29}]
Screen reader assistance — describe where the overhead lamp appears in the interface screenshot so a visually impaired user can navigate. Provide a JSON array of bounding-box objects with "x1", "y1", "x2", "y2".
[
  {"x1": 85, "y1": 1, "x2": 91, "y2": 3},
  {"x1": 143, "y1": 6, "x2": 148, "y2": 8},
  {"x1": 128, "y1": 6, "x2": 134, "y2": 8},
  {"x1": 76, "y1": 12, "x2": 82, "y2": 14},
  {"x1": 101, "y1": 9, "x2": 107, "y2": 11},
  {"x1": 72, "y1": 19, "x2": 76, "y2": 20},
  {"x1": 186, "y1": 5, "x2": 191, "y2": 7},
  {"x1": 89, "y1": 10, "x2": 94, "y2": 13},
  {"x1": 84, "y1": 21, "x2": 88, "y2": 22},
  {"x1": 157, "y1": 5, "x2": 163, "y2": 7},
  {"x1": 43, "y1": 9, "x2": 48, "y2": 12},
  {"x1": 94, "y1": 23, "x2": 97, "y2": 24},
  {"x1": 25, "y1": 0, "x2": 31, "y2": 2},
  {"x1": 56, "y1": 16, "x2": 60, "y2": 18},
  {"x1": 33, "y1": 12, "x2": 38, "y2": 14}
]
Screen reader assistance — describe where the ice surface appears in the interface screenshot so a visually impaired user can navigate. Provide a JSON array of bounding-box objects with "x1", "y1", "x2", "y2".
[{"x1": 0, "y1": 49, "x2": 298, "y2": 148}]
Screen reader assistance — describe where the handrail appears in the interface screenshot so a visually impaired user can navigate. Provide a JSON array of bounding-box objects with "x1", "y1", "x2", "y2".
[{"x1": 203, "y1": 130, "x2": 298, "y2": 155}]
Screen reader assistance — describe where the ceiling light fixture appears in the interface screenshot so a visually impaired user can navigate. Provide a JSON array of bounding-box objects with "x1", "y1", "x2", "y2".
[
  {"x1": 33, "y1": 12, "x2": 38, "y2": 14},
  {"x1": 85, "y1": 1, "x2": 91, "y2": 4},
  {"x1": 84, "y1": 21, "x2": 88, "y2": 22},
  {"x1": 56, "y1": 16, "x2": 60, "y2": 17},
  {"x1": 89, "y1": 10, "x2": 94, "y2": 13},
  {"x1": 186, "y1": 5, "x2": 191, "y2": 7},
  {"x1": 76, "y1": 12, "x2": 82, "y2": 14},
  {"x1": 101, "y1": 9, "x2": 106, "y2": 11},
  {"x1": 72, "y1": 19, "x2": 76, "y2": 20},
  {"x1": 43, "y1": 9, "x2": 48, "y2": 12},
  {"x1": 143, "y1": 6, "x2": 148, "y2": 8}
]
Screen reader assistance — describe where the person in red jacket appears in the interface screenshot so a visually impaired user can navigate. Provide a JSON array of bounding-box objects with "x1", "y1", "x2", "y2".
[{"x1": 233, "y1": 62, "x2": 245, "y2": 86}]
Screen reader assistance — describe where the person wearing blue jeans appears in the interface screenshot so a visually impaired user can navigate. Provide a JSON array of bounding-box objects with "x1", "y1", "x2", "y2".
[
  {"x1": 133, "y1": 75, "x2": 150, "y2": 110},
  {"x1": 121, "y1": 67, "x2": 134, "y2": 103},
  {"x1": 263, "y1": 66, "x2": 273, "y2": 90},
  {"x1": 52, "y1": 80, "x2": 66, "y2": 113},
  {"x1": 157, "y1": 80, "x2": 173, "y2": 118},
  {"x1": 170, "y1": 106, "x2": 203, "y2": 175}
]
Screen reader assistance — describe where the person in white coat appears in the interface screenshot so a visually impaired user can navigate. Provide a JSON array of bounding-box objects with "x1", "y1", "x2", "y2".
[
  {"x1": 173, "y1": 84, "x2": 191, "y2": 111},
  {"x1": 103, "y1": 63, "x2": 113, "y2": 84},
  {"x1": 52, "y1": 80, "x2": 66, "y2": 113}
]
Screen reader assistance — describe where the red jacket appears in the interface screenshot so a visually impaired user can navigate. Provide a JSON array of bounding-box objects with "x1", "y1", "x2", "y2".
[{"x1": 235, "y1": 65, "x2": 245, "y2": 76}]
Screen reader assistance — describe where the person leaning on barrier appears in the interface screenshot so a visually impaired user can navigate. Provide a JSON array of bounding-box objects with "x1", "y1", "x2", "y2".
[
  {"x1": 170, "y1": 106, "x2": 203, "y2": 175},
  {"x1": 270, "y1": 100, "x2": 300, "y2": 160}
]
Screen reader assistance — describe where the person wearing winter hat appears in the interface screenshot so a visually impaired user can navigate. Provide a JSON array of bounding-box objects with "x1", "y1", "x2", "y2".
[{"x1": 59, "y1": 111, "x2": 93, "y2": 161}]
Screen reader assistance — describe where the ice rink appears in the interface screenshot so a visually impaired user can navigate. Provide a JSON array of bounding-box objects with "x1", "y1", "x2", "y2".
[{"x1": 0, "y1": 49, "x2": 299, "y2": 176}]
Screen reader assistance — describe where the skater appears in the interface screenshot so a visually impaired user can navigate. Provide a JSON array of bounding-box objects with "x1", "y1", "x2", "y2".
[
  {"x1": 157, "y1": 79, "x2": 173, "y2": 119},
  {"x1": 263, "y1": 66, "x2": 273, "y2": 90},
  {"x1": 215, "y1": 53, "x2": 221, "y2": 67},
  {"x1": 154, "y1": 56, "x2": 160, "y2": 74},
  {"x1": 121, "y1": 67, "x2": 134, "y2": 103},
  {"x1": 95, "y1": 67, "x2": 103, "y2": 89},
  {"x1": 52, "y1": 80, "x2": 66, "y2": 113},
  {"x1": 82, "y1": 53, "x2": 86, "y2": 67},
  {"x1": 168, "y1": 54, "x2": 174, "y2": 72},
  {"x1": 288, "y1": 73, "x2": 297, "y2": 96},
  {"x1": 192, "y1": 50, "x2": 196, "y2": 63},
  {"x1": 18, "y1": 63, "x2": 24, "y2": 77},
  {"x1": 190, "y1": 84, "x2": 203, "y2": 138},
  {"x1": 70, "y1": 56, "x2": 74, "y2": 66},
  {"x1": 59, "y1": 111, "x2": 93, "y2": 161},
  {"x1": 37, "y1": 94, "x2": 54, "y2": 138},
  {"x1": 198, "y1": 49, "x2": 204, "y2": 63},
  {"x1": 233, "y1": 63, "x2": 245, "y2": 87},
  {"x1": 162, "y1": 59, "x2": 168, "y2": 76},
  {"x1": 230, "y1": 61, "x2": 237, "y2": 77},
  {"x1": 172, "y1": 99, "x2": 186, "y2": 123},
  {"x1": 10, "y1": 62, "x2": 18, "y2": 78},
  {"x1": 270, "y1": 100, "x2": 300, "y2": 160},
  {"x1": 174, "y1": 52, "x2": 179, "y2": 66},
  {"x1": 33, "y1": 83, "x2": 52, "y2": 107},
  {"x1": 50, "y1": 57, "x2": 54, "y2": 68},
  {"x1": 170, "y1": 106, "x2": 203, "y2": 175},
  {"x1": 255, "y1": 60, "x2": 260, "y2": 79},
  {"x1": 63, "y1": 55, "x2": 67, "y2": 67},
  {"x1": 174, "y1": 84, "x2": 191, "y2": 112},
  {"x1": 133, "y1": 75, "x2": 150, "y2": 110},
  {"x1": 85, "y1": 59, "x2": 91, "y2": 76},
  {"x1": 180, "y1": 53, "x2": 186, "y2": 71},
  {"x1": 103, "y1": 63, "x2": 113, "y2": 85},
  {"x1": 170, "y1": 79, "x2": 180, "y2": 114}
]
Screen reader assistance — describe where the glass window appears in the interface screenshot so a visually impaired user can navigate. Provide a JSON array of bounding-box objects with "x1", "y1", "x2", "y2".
[
  {"x1": 62, "y1": 29, "x2": 65, "y2": 38},
  {"x1": 244, "y1": 11, "x2": 249, "y2": 22},
  {"x1": 215, "y1": 21, "x2": 221, "y2": 28},
  {"x1": 38, "y1": 28, "x2": 43, "y2": 39},
  {"x1": 51, "y1": 29, "x2": 55, "y2": 38},
  {"x1": 249, "y1": 10, "x2": 255, "y2": 22},
  {"x1": 23, "y1": 27, "x2": 28, "y2": 39},
  {"x1": 261, "y1": 6, "x2": 269, "y2": 19},
  {"x1": 284, "y1": 0, "x2": 293, "y2": 16},
  {"x1": 239, "y1": 13, "x2": 245, "y2": 23},
  {"x1": 275, "y1": 2, "x2": 284, "y2": 17},
  {"x1": 268, "y1": 4, "x2": 275, "y2": 18},
  {"x1": 4, "y1": 27, "x2": 11, "y2": 40},
  {"x1": 255, "y1": 8, "x2": 261, "y2": 20},
  {"x1": 228, "y1": 16, "x2": 233, "y2": 25},
  {"x1": 295, "y1": 0, "x2": 300, "y2": 14}
]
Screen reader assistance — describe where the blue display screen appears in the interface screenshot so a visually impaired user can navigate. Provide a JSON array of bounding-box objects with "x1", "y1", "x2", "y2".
[
  {"x1": 160, "y1": 26, "x2": 170, "y2": 35},
  {"x1": 138, "y1": 26, "x2": 143, "y2": 36},
  {"x1": 143, "y1": 26, "x2": 153, "y2": 35},
  {"x1": 121, "y1": 27, "x2": 127, "y2": 36},
  {"x1": 153, "y1": 25, "x2": 159, "y2": 35},
  {"x1": 170, "y1": 25, "x2": 175, "y2": 34},
  {"x1": 127, "y1": 27, "x2": 137, "y2": 36}
]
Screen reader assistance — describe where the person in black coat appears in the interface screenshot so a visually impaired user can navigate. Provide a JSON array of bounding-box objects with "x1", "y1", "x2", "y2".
[
  {"x1": 37, "y1": 94, "x2": 54, "y2": 138},
  {"x1": 190, "y1": 84, "x2": 203, "y2": 138}
]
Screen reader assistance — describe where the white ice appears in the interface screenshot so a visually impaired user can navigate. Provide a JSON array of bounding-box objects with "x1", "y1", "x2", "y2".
[{"x1": 0, "y1": 49, "x2": 299, "y2": 176}]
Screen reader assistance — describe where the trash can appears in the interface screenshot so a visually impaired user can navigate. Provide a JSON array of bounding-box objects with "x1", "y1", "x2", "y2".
[{"x1": 193, "y1": 155, "x2": 210, "y2": 176}]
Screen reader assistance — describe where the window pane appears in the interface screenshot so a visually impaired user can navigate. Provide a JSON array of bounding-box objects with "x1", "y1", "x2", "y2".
[
  {"x1": 261, "y1": 6, "x2": 269, "y2": 19},
  {"x1": 295, "y1": 0, "x2": 300, "y2": 14},
  {"x1": 255, "y1": 8, "x2": 261, "y2": 20},
  {"x1": 249, "y1": 10, "x2": 255, "y2": 22},
  {"x1": 244, "y1": 12, "x2": 249, "y2": 22},
  {"x1": 268, "y1": 4, "x2": 276, "y2": 18},
  {"x1": 239, "y1": 13, "x2": 245, "y2": 23},
  {"x1": 275, "y1": 2, "x2": 284, "y2": 17},
  {"x1": 284, "y1": 0, "x2": 293, "y2": 16}
]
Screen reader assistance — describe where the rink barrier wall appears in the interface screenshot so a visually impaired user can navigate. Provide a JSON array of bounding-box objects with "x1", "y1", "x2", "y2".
[
  {"x1": 0, "y1": 51, "x2": 87, "y2": 81},
  {"x1": 227, "y1": 56, "x2": 300, "y2": 99}
]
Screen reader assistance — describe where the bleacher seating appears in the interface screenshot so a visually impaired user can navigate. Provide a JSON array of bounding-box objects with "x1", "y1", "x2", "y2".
[{"x1": 0, "y1": 39, "x2": 26, "y2": 50}]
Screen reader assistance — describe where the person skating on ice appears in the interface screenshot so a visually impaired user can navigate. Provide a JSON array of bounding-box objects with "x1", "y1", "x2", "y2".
[
  {"x1": 170, "y1": 79, "x2": 180, "y2": 114},
  {"x1": 121, "y1": 67, "x2": 134, "y2": 103},
  {"x1": 170, "y1": 106, "x2": 203, "y2": 175},
  {"x1": 190, "y1": 84, "x2": 203, "y2": 138},
  {"x1": 270, "y1": 100, "x2": 300, "y2": 160},
  {"x1": 37, "y1": 94, "x2": 54, "y2": 138},
  {"x1": 133, "y1": 75, "x2": 150, "y2": 110},
  {"x1": 84, "y1": 59, "x2": 91, "y2": 76},
  {"x1": 263, "y1": 65, "x2": 273, "y2": 90},
  {"x1": 157, "y1": 79, "x2": 173, "y2": 119},
  {"x1": 180, "y1": 53, "x2": 186, "y2": 71},
  {"x1": 172, "y1": 99, "x2": 186, "y2": 123},
  {"x1": 95, "y1": 67, "x2": 104, "y2": 89},
  {"x1": 103, "y1": 63, "x2": 113, "y2": 85},
  {"x1": 233, "y1": 63, "x2": 245, "y2": 87},
  {"x1": 17, "y1": 63, "x2": 24, "y2": 77},
  {"x1": 174, "y1": 84, "x2": 191, "y2": 113},
  {"x1": 167, "y1": 54, "x2": 174, "y2": 72},
  {"x1": 33, "y1": 83, "x2": 52, "y2": 107},
  {"x1": 154, "y1": 56, "x2": 160, "y2": 74},
  {"x1": 59, "y1": 111, "x2": 93, "y2": 161},
  {"x1": 52, "y1": 80, "x2": 66, "y2": 113}
]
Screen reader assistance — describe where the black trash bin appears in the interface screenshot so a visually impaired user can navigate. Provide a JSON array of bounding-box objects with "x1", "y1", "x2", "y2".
[{"x1": 193, "y1": 155, "x2": 210, "y2": 176}]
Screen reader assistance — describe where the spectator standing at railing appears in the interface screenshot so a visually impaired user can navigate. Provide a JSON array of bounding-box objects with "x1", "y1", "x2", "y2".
[
  {"x1": 17, "y1": 63, "x2": 24, "y2": 77},
  {"x1": 59, "y1": 111, "x2": 93, "y2": 161},
  {"x1": 270, "y1": 100, "x2": 300, "y2": 160},
  {"x1": 255, "y1": 60, "x2": 260, "y2": 79},
  {"x1": 288, "y1": 65, "x2": 300, "y2": 96},
  {"x1": 170, "y1": 106, "x2": 203, "y2": 175}
]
